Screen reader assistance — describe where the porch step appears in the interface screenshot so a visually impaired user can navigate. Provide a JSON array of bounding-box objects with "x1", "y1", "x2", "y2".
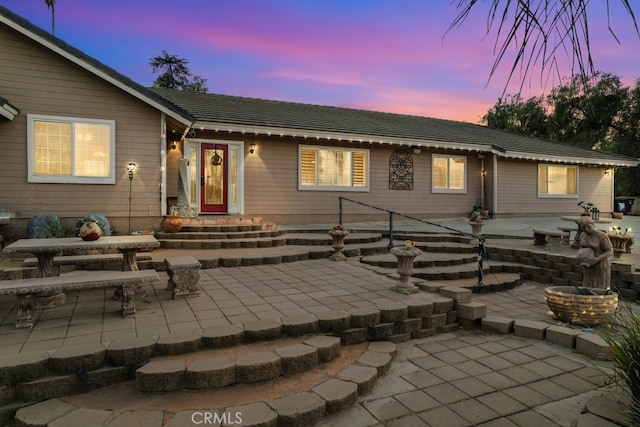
[
  {"x1": 181, "y1": 216, "x2": 273, "y2": 229},
  {"x1": 157, "y1": 229, "x2": 283, "y2": 240},
  {"x1": 180, "y1": 224, "x2": 266, "y2": 233},
  {"x1": 361, "y1": 251, "x2": 478, "y2": 269}
]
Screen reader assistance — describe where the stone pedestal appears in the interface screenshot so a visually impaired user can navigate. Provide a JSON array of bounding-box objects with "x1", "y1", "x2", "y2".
[
  {"x1": 469, "y1": 221, "x2": 484, "y2": 237},
  {"x1": 165, "y1": 256, "x2": 202, "y2": 298},
  {"x1": 328, "y1": 230, "x2": 349, "y2": 261},
  {"x1": 389, "y1": 245, "x2": 422, "y2": 294}
]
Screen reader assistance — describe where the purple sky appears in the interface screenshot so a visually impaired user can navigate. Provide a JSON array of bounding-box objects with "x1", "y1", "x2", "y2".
[{"x1": 2, "y1": 1, "x2": 639, "y2": 123}]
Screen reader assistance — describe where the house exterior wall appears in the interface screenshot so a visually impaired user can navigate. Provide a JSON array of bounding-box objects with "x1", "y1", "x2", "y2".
[
  {"x1": 0, "y1": 24, "x2": 163, "y2": 237},
  {"x1": 190, "y1": 134, "x2": 613, "y2": 223},
  {"x1": 494, "y1": 159, "x2": 613, "y2": 217},
  {"x1": 209, "y1": 135, "x2": 486, "y2": 223}
]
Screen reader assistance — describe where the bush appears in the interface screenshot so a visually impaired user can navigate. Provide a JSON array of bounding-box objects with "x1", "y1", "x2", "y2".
[
  {"x1": 600, "y1": 308, "x2": 640, "y2": 423},
  {"x1": 27, "y1": 213, "x2": 64, "y2": 238}
]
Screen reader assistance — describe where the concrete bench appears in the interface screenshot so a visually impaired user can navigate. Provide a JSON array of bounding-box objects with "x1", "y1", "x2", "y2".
[
  {"x1": 165, "y1": 256, "x2": 201, "y2": 298},
  {"x1": 22, "y1": 252, "x2": 153, "y2": 269},
  {"x1": 557, "y1": 226, "x2": 578, "y2": 244},
  {"x1": 0, "y1": 269, "x2": 159, "y2": 328},
  {"x1": 533, "y1": 228, "x2": 569, "y2": 248}
]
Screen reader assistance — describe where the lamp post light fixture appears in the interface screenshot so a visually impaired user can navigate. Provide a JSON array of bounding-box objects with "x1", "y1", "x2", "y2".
[{"x1": 127, "y1": 163, "x2": 136, "y2": 234}]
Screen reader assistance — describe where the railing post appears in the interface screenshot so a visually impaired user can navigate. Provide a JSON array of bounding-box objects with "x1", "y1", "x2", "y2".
[
  {"x1": 388, "y1": 211, "x2": 394, "y2": 248},
  {"x1": 338, "y1": 197, "x2": 343, "y2": 226},
  {"x1": 477, "y1": 237, "x2": 485, "y2": 286}
]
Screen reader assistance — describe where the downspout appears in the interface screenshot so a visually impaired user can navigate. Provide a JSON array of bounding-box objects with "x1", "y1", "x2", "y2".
[
  {"x1": 492, "y1": 153, "x2": 498, "y2": 216},
  {"x1": 480, "y1": 155, "x2": 485, "y2": 210},
  {"x1": 160, "y1": 113, "x2": 167, "y2": 216}
]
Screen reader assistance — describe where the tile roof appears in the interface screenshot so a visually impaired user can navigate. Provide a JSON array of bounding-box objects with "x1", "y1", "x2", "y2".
[
  {"x1": 0, "y1": 5, "x2": 195, "y2": 125},
  {"x1": 151, "y1": 88, "x2": 640, "y2": 167},
  {"x1": 2, "y1": 5, "x2": 636, "y2": 168}
]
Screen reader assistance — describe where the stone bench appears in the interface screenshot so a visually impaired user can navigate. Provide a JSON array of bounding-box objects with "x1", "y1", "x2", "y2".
[
  {"x1": 0, "y1": 269, "x2": 159, "y2": 328},
  {"x1": 533, "y1": 228, "x2": 569, "y2": 248},
  {"x1": 22, "y1": 252, "x2": 153, "y2": 269},
  {"x1": 165, "y1": 256, "x2": 201, "y2": 298}
]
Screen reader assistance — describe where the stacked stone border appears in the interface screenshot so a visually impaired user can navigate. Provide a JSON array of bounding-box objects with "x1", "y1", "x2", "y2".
[
  {"x1": 0, "y1": 283, "x2": 619, "y2": 426},
  {"x1": 0, "y1": 293, "x2": 463, "y2": 424},
  {"x1": 486, "y1": 245, "x2": 640, "y2": 300}
]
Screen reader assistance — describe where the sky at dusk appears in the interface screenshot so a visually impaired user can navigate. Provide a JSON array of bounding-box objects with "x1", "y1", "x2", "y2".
[{"x1": 1, "y1": 0, "x2": 639, "y2": 123}]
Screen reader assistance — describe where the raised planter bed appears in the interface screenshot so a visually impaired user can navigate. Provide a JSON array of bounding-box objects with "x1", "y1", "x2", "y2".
[{"x1": 545, "y1": 286, "x2": 618, "y2": 326}]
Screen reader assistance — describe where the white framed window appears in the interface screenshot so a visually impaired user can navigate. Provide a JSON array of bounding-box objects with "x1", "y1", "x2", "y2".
[
  {"x1": 27, "y1": 114, "x2": 115, "y2": 184},
  {"x1": 299, "y1": 145, "x2": 369, "y2": 191},
  {"x1": 432, "y1": 154, "x2": 466, "y2": 193},
  {"x1": 538, "y1": 164, "x2": 578, "y2": 197}
]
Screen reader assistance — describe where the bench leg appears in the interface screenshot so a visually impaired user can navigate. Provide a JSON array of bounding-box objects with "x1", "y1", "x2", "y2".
[
  {"x1": 533, "y1": 233, "x2": 546, "y2": 246},
  {"x1": 121, "y1": 285, "x2": 136, "y2": 317},
  {"x1": 167, "y1": 268, "x2": 201, "y2": 299},
  {"x1": 16, "y1": 294, "x2": 36, "y2": 328},
  {"x1": 547, "y1": 235, "x2": 561, "y2": 250}
]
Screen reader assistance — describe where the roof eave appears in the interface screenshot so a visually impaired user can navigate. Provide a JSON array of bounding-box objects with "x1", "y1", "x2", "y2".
[
  {"x1": 0, "y1": 14, "x2": 195, "y2": 127},
  {"x1": 503, "y1": 151, "x2": 640, "y2": 167},
  {"x1": 192, "y1": 121, "x2": 497, "y2": 153}
]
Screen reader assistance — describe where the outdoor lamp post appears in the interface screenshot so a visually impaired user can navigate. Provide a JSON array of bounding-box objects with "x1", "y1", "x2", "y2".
[{"x1": 127, "y1": 162, "x2": 136, "y2": 234}]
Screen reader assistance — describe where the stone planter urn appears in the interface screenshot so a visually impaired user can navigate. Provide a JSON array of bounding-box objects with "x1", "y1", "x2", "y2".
[
  {"x1": 328, "y1": 226, "x2": 349, "y2": 261},
  {"x1": 389, "y1": 241, "x2": 422, "y2": 294},
  {"x1": 468, "y1": 221, "x2": 484, "y2": 237},
  {"x1": 161, "y1": 215, "x2": 183, "y2": 233},
  {"x1": 608, "y1": 233, "x2": 633, "y2": 257}
]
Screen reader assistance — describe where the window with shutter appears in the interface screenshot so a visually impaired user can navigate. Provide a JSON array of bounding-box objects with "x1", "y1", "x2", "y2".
[
  {"x1": 538, "y1": 164, "x2": 578, "y2": 197},
  {"x1": 299, "y1": 145, "x2": 369, "y2": 191}
]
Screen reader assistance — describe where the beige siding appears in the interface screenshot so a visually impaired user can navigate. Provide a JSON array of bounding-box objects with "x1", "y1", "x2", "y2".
[
  {"x1": 494, "y1": 159, "x2": 613, "y2": 216},
  {"x1": 0, "y1": 25, "x2": 163, "y2": 234},
  {"x1": 236, "y1": 137, "x2": 484, "y2": 223}
]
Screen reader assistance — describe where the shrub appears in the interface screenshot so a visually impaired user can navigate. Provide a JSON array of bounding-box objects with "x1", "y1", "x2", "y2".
[
  {"x1": 600, "y1": 308, "x2": 640, "y2": 423},
  {"x1": 27, "y1": 213, "x2": 64, "y2": 238}
]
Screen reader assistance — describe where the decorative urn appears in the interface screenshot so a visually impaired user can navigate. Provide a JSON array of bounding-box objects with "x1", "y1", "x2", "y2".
[{"x1": 79, "y1": 221, "x2": 102, "y2": 241}]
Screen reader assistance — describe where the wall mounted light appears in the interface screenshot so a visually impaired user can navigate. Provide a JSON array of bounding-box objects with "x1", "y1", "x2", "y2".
[
  {"x1": 127, "y1": 162, "x2": 136, "y2": 234},
  {"x1": 604, "y1": 168, "x2": 611, "y2": 175},
  {"x1": 127, "y1": 162, "x2": 136, "y2": 179},
  {"x1": 249, "y1": 142, "x2": 256, "y2": 154},
  {"x1": 171, "y1": 141, "x2": 178, "y2": 150}
]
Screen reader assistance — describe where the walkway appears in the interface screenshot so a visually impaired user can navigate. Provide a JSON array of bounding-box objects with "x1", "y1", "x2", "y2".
[{"x1": 0, "y1": 215, "x2": 637, "y2": 425}]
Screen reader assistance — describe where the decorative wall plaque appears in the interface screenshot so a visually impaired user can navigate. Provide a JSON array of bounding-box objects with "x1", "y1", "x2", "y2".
[{"x1": 389, "y1": 149, "x2": 413, "y2": 190}]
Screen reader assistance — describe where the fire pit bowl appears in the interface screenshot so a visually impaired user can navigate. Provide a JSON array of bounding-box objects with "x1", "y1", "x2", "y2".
[{"x1": 544, "y1": 286, "x2": 618, "y2": 326}]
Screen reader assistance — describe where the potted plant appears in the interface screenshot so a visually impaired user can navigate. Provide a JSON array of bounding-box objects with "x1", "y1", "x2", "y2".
[
  {"x1": 161, "y1": 207, "x2": 183, "y2": 233},
  {"x1": 468, "y1": 210, "x2": 485, "y2": 236},
  {"x1": 608, "y1": 226, "x2": 634, "y2": 256}
]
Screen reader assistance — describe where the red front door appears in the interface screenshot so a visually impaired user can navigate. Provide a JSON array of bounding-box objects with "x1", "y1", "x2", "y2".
[{"x1": 200, "y1": 143, "x2": 228, "y2": 213}]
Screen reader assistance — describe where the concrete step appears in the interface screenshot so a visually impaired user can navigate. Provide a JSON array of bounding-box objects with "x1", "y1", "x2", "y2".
[
  {"x1": 158, "y1": 229, "x2": 282, "y2": 240},
  {"x1": 361, "y1": 251, "x2": 478, "y2": 268},
  {"x1": 12, "y1": 340, "x2": 396, "y2": 427}
]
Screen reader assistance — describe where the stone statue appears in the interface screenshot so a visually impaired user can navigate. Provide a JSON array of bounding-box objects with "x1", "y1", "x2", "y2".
[
  {"x1": 177, "y1": 159, "x2": 189, "y2": 207},
  {"x1": 576, "y1": 215, "x2": 613, "y2": 290}
]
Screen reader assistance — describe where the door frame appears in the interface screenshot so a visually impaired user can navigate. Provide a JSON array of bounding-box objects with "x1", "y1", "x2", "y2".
[{"x1": 183, "y1": 138, "x2": 245, "y2": 215}]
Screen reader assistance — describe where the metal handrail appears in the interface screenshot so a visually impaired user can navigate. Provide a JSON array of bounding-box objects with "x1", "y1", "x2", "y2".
[{"x1": 338, "y1": 196, "x2": 486, "y2": 286}]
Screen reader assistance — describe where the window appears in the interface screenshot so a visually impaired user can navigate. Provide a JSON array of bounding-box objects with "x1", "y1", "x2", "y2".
[
  {"x1": 538, "y1": 164, "x2": 578, "y2": 197},
  {"x1": 299, "y1": 145, "x2": 369, "y2": 191},
  {"x1": 27, "y1": 114, "x2": 115, "y2": 184},
  {"x1": 432, "y1": 154, "x2": 466, "y2": 193}
]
